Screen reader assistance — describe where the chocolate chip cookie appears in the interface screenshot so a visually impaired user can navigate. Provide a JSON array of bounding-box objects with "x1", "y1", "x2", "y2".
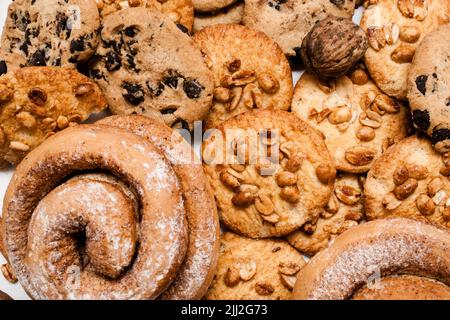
[
  {"x1": 287, "y1": 173, "x2": 365, "y2": 256},
  {"x1": 242, "y1": 0, "x2": 355, "y2": 62},
  {"x1": 0, "y1": 0, "x2": 100, "y2": 73},
  {"x1": 0, "y1": 67, "x2": 107, "y2": 167},
  {"x1": 365, "y1": 135, "x2": 450, "y2": 229},
  {"x1": 193, "y1": 24, "x2": 293, "y2": 129},
  {"x1": 291, "y1": 70, "x2": 410, "y2": 173},
  {"x1": 98, "y1": 0, "x2": 194, "y2": 34},
  {"x1": 202, "y1": 109, "x2": 336, "y2": 238},
  {"x1": 407, "y1": 24, "x2": 450, "y2": 154},
  {"x1": 205, "y1": 232, "x2": 306, "y2": 300},
  {"x1": 193, "y1": 1, "x2": 244, "y2": 33},
  {"x1": 90, "y1": 8, "x2": 214, "y2": 131},
  {"x1": 193, "y1": 0, "x2": 237, "y2": 12},
  {"x1": 360, "y1": 0, "x2": 450, "y2": 100}
]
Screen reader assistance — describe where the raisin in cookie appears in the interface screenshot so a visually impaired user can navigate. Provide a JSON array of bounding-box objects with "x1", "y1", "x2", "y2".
[
  {"x1": 90, "y1": 8, "x2": 214, "y2": 131},
  {"x1": 192, "y1": 0, "x2": 237, "y2": 12},
  {"x1": 360, "y1": 0, "x2": 450, "y2": 100},
  {"x1": 205, "y1": 232, "x2": 306, "y2": 300},
  {"x1": 291, "y1": 71, "x2": 410, "y2": 173},
  {"x1": 193, "y1": 24, "x2": 293, "y2": 129},
  {"x1": 287, "y1": 173, "x2": 365, "y2": 256},
  {"x1": 202, "y1": 109, "x2": 335, "y2": 238},
  {"x1": 0, "y1": 0, "x2": 100, "y2": 73},
  {"x1": 365, "y1": 135, "x2": 450, "y2": 229},
  {"x1": 193, "y1": 1, "x2": 244, "y2": 33},
  {"x1": 242, "y1": 0, "x2": 355, "y2": 62},
  {"x1": 98, "y1": 0, "x2": 194, "y2": 34},
  {"x1": 0, "y1": 67, "x2": 107, "y2": 167},
  {"x1": 407, "y1": 24, "x2": 450, "y2": 154}
]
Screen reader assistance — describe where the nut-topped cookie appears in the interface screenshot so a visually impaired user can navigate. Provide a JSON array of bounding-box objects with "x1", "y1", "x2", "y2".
[
  {"x1": 0, "y1": 0, "x2": 100, "y2": 73},
  {"x1": 287, "y1": 173, "x2": 365, "y2": 256},
  {"x1": 242, "y1": 0, "x2": 355, "y2": 63},
  {"x1": 360, "y1": 0, "x2": 450, "y2": 100},
  {"x1": 202, "y1": 109, "x2": 335, "y2": 238},
  {"x1": 193, "y1": 24, "x2": 293, "y2": 129},
  {"x1": 407, "y1": 24, "x2": 450, "y2": 154},
  {"x1": 97, "y1": 0, "x2": 194, "y2": 34},
  {"x1": 291, "y1": 71, "x2": 410, "y2": 173},
  {"x1": 193, "y1": 1, "x2": 244, "y2": 33},
  {"x1": 0, "y1": 67, "x2": 107, "y2": 167},
  {"x1": 90, "y1": 8, "x2": 214, "y2": 131},
  {"x1": 205, "y1": 232, "x2": 306, "y2": 300},
  {"x1": 365, "y1": 135, "x2": 450, "y2": 229}
]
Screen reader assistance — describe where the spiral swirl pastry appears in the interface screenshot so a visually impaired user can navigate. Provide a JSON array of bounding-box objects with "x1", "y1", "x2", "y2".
[{"x1": 2, "y1": 124, "x2": 190, "y2": 299}]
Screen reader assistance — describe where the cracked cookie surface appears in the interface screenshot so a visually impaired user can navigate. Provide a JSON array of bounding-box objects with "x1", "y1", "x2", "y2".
[
  {"x1": 205, "y1": 232, "x2": 306, "y2": 300},
  {"x1": 0, "y1": 0, "x2": 100, "y2": 72},
  {"x1": 90, "y1": 8, "x2": 214, "y2": 131},
  {"x1": 202, "y1": 109, "x2": 335, "y2": 238},
  {"x1": 193, "y1": 24, "x2": 293, "y2": 129}
]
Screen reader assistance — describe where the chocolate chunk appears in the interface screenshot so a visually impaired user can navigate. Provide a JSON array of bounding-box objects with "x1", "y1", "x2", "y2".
[
  {"x1": 268, "y1": 0, "x2": 287, "y2": 10},
  {"x1": 147, "y1": 82, "x2": 164, "y2": 97},
  {"x1": 176, "y1": 24, "x2": 190, "y2": 35},
  {"x1": 161, "y1": 107, "x2": 177, "y2": 115},
  {"x1": 163, "y1": 76, "x2": 180, "y2": 89},
  {"x1": 0, "y1": 61, "x2": 7, "y2": 76},
  {"x1": 446, "y1": 98, "x2": 450, "y2": 107},
  {"x1": 53, "y1": 57, "x2": 62, "y2": 67},
  {"x1": 90, "y1": 68, "x2": 104, "y2": 80},
  {"x1": 27, "y1": 49, "x2": 47, "y2": 66},
  {"x1": 28, "y1": 87, "x2": 47, "y2": 106},
  {"x1": 432, "y1": 129, "x2": 450, "y2": 144},
  {"x1": 19, "y1": 42, "x2": 28, "y2": 55},
  {"x1": 70, "y1": 38, "x2": 86, "y2": 53},
  {"x1": 126, "y1": 54, "x2": 139, "y2": 71},
  {"x1": 122, "y1": 82, "x2": 145, "y2": 105},
  {"x1": 105, "y1": 51, "x2": 122, "y2": 71},
  {"x1": 415, "y1": 75, "x2": 428, "y2": 96},
  {"x1": 183, "y1": 80, "x2": 202, "y2": 99},
  {"x1": 412, "y1": 109, "x2": 430, "y2": 131},
  {"x1": 330, "y1": 0, "x2": 345, "y2": 7},
  {"x1": 124, "y1": 26, "x2": 138, "y2": 37},
  {"x1": 56, "y1": 12, "x2": 71, "y2": 39}
]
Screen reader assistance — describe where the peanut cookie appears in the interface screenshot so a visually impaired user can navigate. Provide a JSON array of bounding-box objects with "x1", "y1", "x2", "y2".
[
  {"x1": 287, "y1": 173, "x2": 365, "y2": 256},
  {"x1": 202, "y1": 109, "x2": 335, "y2": 238},
  {"x1": 97, "y1": 0, "x2": 194, "y2": 34},
  {"x1": 193, "y1": 1, "x2": 244, "y2": 33},
  {"x1": 407, "y1": 24, "x2": 450, "y2": 154},
  {"x1": 242, "y1": 0, "x2": 355, "y2": 62},
  {"x1": 360, "y1": 0, "x2": 450, "y2": 100},
  {"x1": 205, "y1": 232, "x2": 306, "y2": 300},
  {"x1": 193, "y1": 0, "x2": 237, "y2": 12},
  {"x1": 0, "y1": 0, "x2": 100, "y2": 73},
  {"x1": 365, "y1": 135, "x2": 450, "y2": 229},
  {"x1": 193, "y1": 24, "x2": 293, "y2": 129},
  {"x1": 90, "y1": 8, "x2": 214, "y2": 131},
  {"x1": 292, "y1": 71, "x2": 410, "y2": 173},
  {"x1": 0, "y1": 67, "x2": 107, "y2": 167}
]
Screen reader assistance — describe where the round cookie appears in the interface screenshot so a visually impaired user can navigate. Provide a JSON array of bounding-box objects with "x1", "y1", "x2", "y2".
[
  {"x1": 407, "y1": 24, "x2": 450, "y2": 154},
  {"x1": 193, "y1": 24, "x2": 293, "y2": 129},
  {"x1": 202, "y1": 109, "x2": 336, "y2": 238},
  {"x1": 360, "y1": 0, "x2": 450, "y2": 100},
  {"x1": 242, "y1": 0, "x2": 355, "y2": 61},
  {"x1": 192, "y1": 0, "x2": 237, "y2": 13},
  {"x1": 287, "y1": 173, "x2": 365, "y2": 256},
  {"x1": 193, "y1": 1, "x2": 244, "y2": 33},
  {"x1": 0, "y1": 66, "x2": 107, "y2": 167},
  {"x1": 205, "y1": 232, "x2": 306, "y2": 300},
  {"x1": 365, "y1": 135, "x2": 450, "y2": 229},
  {"x1": 0, "y1": 0, "x2": 100, "y2": 73},
  {"x1": 90, "y1": 8, "x2": 214, "y2": 131},
  {"x1": 291, "y1": 70, "x2": 410, "y2": 173},
  {"x1": 97, "y1": 0, "x2": 194, "y2": 34}
]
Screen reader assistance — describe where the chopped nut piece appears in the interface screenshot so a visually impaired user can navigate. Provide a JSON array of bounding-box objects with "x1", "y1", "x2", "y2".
[
  {"x1": 394, "y1": 178, "x2": 418, "y2": 200},
  {"x1": 220, "y1": 171, "x2": 241, "y2": 189},
  {"x1": 75, "y1": 83, "x2": 95, "y2": 96},
  {"x1": 232, "y1": 191, "x2": 254, "y2": 207},
  {"x1": 57, "y1": 115, "x2": 69, "y2": 130},
  {"x1": 224, "y1": 267, "x2": 240, "y2": 287},
  {"x1": 406, "y1": 164, "x2": 428, "y2": 180},
  {"x1": 349, "y1": 69, "x2": 369, "y2": 85},
  {"x1": 399, "y1": 26, "x2": 421, "y2": 43},
  {"x1": 239, "y1": 261, "x2": 257, "y2": 281},
  {"x1": 356, "y1": 126, "x2": 376, "y2": 141},
  {"x1": 428, "y1": 177, "x2": 443, "y2": 197},
  {"x1": 228, "y1": 59, "x2": 241, "y2": 73},
  {"x1": 316, "y1": 164, "x2": 336, "y2": 184},
  {"x1": 279, "y1": 262, "x2": 301, "y2": 276},
  {"x1": 345, "y1": 147, "x2": 376, "y2": 166},
  {"x1": 393, "y1": 166, "x2": 409, "y2": 185},
  {"x1": 10, "y1": 141, "x2": 30, "y2": 152},
  {"x1": 280, "y1": 186, "x2": 300, "y2": 203},
  {"x1": 214, "y1": 87, "x2": 232, "y2": 103},
  {"x1": 1, "y1": 264, "x2": 17, "y2": 284},
  {"x1": 335, "y1": 185, "x2": 361, "y2": 205},
  {"x1": 257, "y1": 73, "x2": 280, "y2": 94},
  {"x1": 382, "y1": 192, "x2": 402, "y2": 211},
  {"x1": 261, "y1": 213, "x2": 280, "y2": 224},
  {"x1": 255, "y1": 283, "x2": 274, "y2": 296},
  {"x1": 285, "y1": 154, "x2": 303, "y2": 172},
  {"x1": 276, "y1": 171, "x2": 298, "y2": 187},
  {"x1": 16, "y1": 111, "x2": 36, "y2": 128},
  {"x1": 391, "y1": 45, "x2": 415, "y2": 63},
  {"x1": 416, "y1": 194, "x2": 435, "y2": 216}
]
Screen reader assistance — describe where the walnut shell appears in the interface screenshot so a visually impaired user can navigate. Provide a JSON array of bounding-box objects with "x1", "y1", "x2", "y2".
[{"x1": 301, "y1": 17, "x2": 368, "y2": 81}]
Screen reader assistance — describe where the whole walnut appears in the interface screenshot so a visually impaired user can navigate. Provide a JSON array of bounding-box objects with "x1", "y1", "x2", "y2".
[{"x1": 301, "y1": 16, "x2": 368, "y2": 81}]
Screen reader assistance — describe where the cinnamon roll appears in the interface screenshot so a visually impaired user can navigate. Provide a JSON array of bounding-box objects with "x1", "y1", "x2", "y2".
[{"x1": 292, "y1": 218, "x2": 450, "y2": 300}]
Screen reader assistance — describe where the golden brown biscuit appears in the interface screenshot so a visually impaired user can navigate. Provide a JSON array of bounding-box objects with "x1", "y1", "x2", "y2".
[
  {"x1": 193, "y1": 24, "x2": 293, "y2": 129},
  {"x1": 287, "y1": 173, "x2": 365, "y2": 256},
  {"x1": 365, "y1": 135, "x2": 450, "y2": 229},
  {"x1": 205, "y1": 232, "x2": 306, "y2": 300},
  {"x1": 0, "y1": 67, "x2": 107, "y2": 167},
  {"x1": 203, "y1": 109, "x2": 335, "y2": 238},
  {"x1": 291, "y1": 71, "x2": 410, "y2": 173}
]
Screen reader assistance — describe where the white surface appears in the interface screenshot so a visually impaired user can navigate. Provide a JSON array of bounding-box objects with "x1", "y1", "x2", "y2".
[{"x1": 0, "y1": 1, "x2": 363, "y2": 300}]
